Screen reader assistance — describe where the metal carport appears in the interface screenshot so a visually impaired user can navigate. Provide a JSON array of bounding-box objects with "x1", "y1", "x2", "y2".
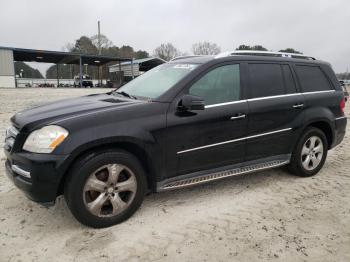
[{"x1": 0, "y1": 46, "x2": 132, "y2": 87}]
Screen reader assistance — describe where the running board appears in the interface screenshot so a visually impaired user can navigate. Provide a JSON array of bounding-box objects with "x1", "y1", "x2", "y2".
[{"x1": 158, "y1": 159, "x2": 289, "y2": 191}]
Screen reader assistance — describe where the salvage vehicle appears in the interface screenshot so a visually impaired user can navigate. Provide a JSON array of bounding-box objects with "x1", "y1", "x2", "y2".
[
  {"x1": 4, "y1": 51, "x2": 347, "y2": 227},
  {"x1": 74, "y1": 74, "x2": 93, "y2": 88}
]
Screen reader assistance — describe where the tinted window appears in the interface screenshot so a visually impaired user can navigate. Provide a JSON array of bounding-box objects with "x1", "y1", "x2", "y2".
[
  {"x1": 189, "y1": 64, "x2": 240, "y2": 105},
  {"x1": 296, "y1": 65, "x2": 332, "y2": 92},
  {"x1": 248, "y1": 63, "x2": 284, "y2": 98},
  {"x1": 282, "y1": 65, "x2": 296, "y2": 94}
]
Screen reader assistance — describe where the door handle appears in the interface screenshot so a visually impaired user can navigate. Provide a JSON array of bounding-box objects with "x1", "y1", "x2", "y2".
[
  {"x1": 230, "y1": 114, "x2": 246, "y2": 120},
  {"x1": 293, "y1": 103, "x2": 304, "y2": 109}
]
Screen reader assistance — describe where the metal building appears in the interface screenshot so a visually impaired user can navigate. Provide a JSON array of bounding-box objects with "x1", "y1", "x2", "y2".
[
  {"x1": 109, "y1": 57, "x2": 166, "y2": 82},
  {"x1": 0, "y1": 49, "x2": 16, "y2": 87},
  {"x1": 0, "y1": 46, "x2": 131, "y2": 88}
]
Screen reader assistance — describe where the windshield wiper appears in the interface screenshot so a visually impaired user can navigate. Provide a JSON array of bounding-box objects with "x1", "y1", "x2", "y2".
[{"x1": 114, "y1": 91, "x2": 138, "y2": 100}]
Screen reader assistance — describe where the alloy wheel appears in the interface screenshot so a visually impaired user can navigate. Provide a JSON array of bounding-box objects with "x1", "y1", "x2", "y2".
[
  {"x1": 83, "y1": 164, "x2": 137, "y2": 217},
  {"x1": 301, "y1": 136, "x2": 324, "y2": 171}
]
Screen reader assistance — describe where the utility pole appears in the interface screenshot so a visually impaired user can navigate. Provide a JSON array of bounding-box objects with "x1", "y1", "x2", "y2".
[{"x1": 98, "y1": 20, "x2": 102, "y2": 86}]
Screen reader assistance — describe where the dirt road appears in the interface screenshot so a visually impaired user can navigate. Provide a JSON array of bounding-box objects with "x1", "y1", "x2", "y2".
[{"x1": 0, "y1": 88, "x2": 349, "y2": 261}]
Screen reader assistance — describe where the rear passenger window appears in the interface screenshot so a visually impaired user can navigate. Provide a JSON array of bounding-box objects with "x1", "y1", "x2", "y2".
[
  {"x1": 248, "y1": 63, "x2": 284, "y2": 98},
  {"x1": 296, "y1": 65, "x2": 332, "y2": 92},
  {"x1": 282, "y1": 65, "x2": 296, "y2": 94}
]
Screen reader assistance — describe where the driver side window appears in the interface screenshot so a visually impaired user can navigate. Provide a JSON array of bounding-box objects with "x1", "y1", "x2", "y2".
[{"x1": 189, "y1": 64, "x2": 240, "y2": 105}]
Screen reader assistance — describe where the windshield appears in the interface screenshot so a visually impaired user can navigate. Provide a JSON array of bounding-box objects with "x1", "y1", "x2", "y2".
[{"x1": 116, "y1": 63, "x2": 198, "y2": 99}]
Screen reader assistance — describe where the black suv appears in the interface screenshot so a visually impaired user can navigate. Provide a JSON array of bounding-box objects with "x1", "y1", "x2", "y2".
[{"x1": 4, "y1": 51, "x2": 347, "y2": 228}]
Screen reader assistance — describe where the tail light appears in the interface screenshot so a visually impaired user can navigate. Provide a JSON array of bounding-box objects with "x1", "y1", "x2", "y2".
[{"x1": 340, "y1": 98, "x2": 345, "y2": 113}]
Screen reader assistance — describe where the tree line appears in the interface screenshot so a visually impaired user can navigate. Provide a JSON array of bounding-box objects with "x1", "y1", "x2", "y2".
[
  {"x1": 16, "y1": 35, "x2": 304, "y2": 79},
  {"x1": 336, "y1": 72, "x2": 350, "y2": 80}
]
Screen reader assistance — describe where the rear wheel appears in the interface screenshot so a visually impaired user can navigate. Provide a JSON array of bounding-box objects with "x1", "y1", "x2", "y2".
[
  {"x1": 64, "y1": 150, "x2": 147, "y2": 228},
  {"x1": 288, "y1": 127, "x2": 328, "y2": 177}
]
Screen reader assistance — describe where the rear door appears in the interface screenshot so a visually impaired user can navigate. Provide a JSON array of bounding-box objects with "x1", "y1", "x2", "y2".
[
  {"x1": 245, "y1": 62, "x2": 305, "y2": 161},
  {"x1": 294, "y1": 64, "x2": 338, "y2": 113}
]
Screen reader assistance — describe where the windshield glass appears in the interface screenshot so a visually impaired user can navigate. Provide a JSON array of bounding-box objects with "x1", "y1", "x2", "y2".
[{"x1": 116, "y1": 63, "x2": 198, "y2": 99}]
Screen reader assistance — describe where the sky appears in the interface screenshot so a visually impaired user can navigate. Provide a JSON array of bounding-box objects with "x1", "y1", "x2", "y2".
[{"x1": 0, "y1": 0, "x2": 349, "y2": 74}]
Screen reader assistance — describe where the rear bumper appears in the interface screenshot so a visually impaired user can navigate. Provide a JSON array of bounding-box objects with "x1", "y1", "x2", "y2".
[
  {"x1": 4, "y1": 148, "x2": 69, "y2": 205},
  {"x1": 332, "y1": 116, "x2": 347, "y2": 148}
]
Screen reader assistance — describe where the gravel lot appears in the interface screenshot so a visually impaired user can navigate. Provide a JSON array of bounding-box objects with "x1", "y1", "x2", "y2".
[{"x1": 0, "y1": 88, "x2": 349, "y2": 262}]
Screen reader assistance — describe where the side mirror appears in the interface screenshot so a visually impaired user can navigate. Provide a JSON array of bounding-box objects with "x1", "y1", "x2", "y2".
[{"x1": 178, "y1": 94, "x2": 205, "y2": 111}]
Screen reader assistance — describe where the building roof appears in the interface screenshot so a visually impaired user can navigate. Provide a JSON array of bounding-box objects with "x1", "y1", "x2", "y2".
[
  {"x1": 120, "y1": 57, "x2": 166, "y2": 66},
  {"x1": 109, "y1": 57, "x2": 166, "y2": 73},
  {"x1": 0, "y1": 46, "x2": 131, "y2": 66}
]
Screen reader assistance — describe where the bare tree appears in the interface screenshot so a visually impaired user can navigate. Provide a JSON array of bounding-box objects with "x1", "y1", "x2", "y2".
[
  {"x1": 191, "y1": 42, "x2": 221, "y2": 55},
  {"x1": 90, "y1": 34, "x2": 113, "y2": 49},
  {"x1": 153, "y1": 43, "x2": 181, "y2": 61}
]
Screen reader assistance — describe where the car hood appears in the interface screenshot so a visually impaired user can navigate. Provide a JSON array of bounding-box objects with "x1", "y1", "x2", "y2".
[{"x1": 11, "y1": 93, "x2": 141, "y2": 131}]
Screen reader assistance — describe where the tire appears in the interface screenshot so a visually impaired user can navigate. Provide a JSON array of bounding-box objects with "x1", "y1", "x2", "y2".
[
  {"x1": 64, "y1": 150, "x2": 147, "y2": 228},
  {"x1": 288, "y1": 127, "x2": 328, "y2": 177}
]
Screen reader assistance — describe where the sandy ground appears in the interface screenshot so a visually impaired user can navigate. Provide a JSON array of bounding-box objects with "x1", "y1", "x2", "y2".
[{"x1": 0, "y1": 88, "x2": 349, "y2": 262}]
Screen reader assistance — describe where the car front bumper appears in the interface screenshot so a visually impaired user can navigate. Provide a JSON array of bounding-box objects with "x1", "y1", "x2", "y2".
[{"x1": 4, "y1": 149, "x2": 69, "y2": 205}]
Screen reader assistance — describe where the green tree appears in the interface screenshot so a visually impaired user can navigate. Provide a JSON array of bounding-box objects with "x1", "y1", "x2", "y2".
[
  {"x1": 72, "y1": 36, "x2": 98, "y2": 55},
  {"x1": 15, "y1": 62, "x2": 43, "y2": 78},
  {"x1": 236, "y1": 44, "x2": 252, "y2": 50},
  {"x1": 236, "y1": 44, "x2": 268, "y2": 51},
  {"x1": 119, "y1": 45, "x2": 134, "y2": 58},
  {"x1": 47, "y1": 34, "x2": 151, "y2": 79},
  {"x1": 46, "y1": 64, "x2": 76, "y2": 79},
  {"x1": 251, "y1": 45, "x2": 268, "y2": 51},
  {"x1": 279, "y1": 48, "x2": 303, "y2": 54},
  {"x1": 134, "y1": 50, "x2": 149, "y2": 59}
]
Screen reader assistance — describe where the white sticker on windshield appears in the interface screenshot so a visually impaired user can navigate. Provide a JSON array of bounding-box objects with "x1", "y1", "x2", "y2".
[{"x1": 173, "y1": 64, "x2": 196, "y2": 70}]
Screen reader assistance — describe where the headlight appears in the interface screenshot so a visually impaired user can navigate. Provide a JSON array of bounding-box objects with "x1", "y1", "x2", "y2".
[{"x1": 23, "y1": 125, "x2": 69, "y2": 153}]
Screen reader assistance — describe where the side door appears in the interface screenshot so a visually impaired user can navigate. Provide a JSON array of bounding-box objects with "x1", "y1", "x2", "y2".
[
  {"x1": 164, "y1": 63, "x2": 249, "y2": 179},
  {"x1": 245, "y1": 62, "x2": 305, "y2": 161}
]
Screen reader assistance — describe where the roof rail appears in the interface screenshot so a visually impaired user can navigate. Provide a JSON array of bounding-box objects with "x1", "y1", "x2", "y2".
[
  {"x1": 170, "y1": 55, "x2": 206, "y2": 61},
  {"x1": 215, "y1": 50, "x2": 316, "y2": 60}
]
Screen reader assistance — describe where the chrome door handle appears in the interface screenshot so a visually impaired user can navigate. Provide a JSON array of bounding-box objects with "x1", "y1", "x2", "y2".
[
  {"x1": 293, "y1": 103, "x2": 304, "y2": 109},
  {"x1": 230, "y1": 114, "x2": 246, "y2": 120}
]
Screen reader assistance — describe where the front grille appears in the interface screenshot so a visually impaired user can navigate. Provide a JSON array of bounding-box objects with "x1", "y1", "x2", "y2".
[{"x1": 4, "y1": 126, "x2": 19, "y2": 151}]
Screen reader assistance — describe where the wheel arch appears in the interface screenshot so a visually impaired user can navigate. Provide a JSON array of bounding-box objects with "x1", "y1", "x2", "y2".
[
  {"x1": 57, "y1": 141, "x2": 157, "y2": 197},
  {"x1": 305, "y1": 120, "x2": 334, "y2": 149}
]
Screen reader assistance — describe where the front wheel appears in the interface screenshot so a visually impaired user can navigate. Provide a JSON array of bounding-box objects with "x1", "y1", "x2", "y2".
[
  {"x1": 64, "y1": 150, "x2": 147, "y2": 228},
  {"x1": 288, "y1": 127, "x2": 328, "y2": 177}
]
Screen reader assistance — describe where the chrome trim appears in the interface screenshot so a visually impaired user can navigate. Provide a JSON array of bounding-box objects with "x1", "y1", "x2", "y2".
[
  {"x1": 335, "y1": 116, "x2": 347, "y2": 120},
  {"x1": 247, "y1": 93, "x2": 301, "y2": 102},
  {"x1": 292, "y1": 104, "x2": 304, "y2": 109},
  {"x1": 230, "y1": 114, "x2": 246, "y2": 120},
  {"x1": 177, "y1": 128, "x2": 292, "y2": 154},
  {"x1": 205, "y1": 100, "x2": 246, "y2": 109},
  {"x1": 203, "y1": 90, "x2": 336, "y2": 108},
  {"x1": 6, "y1": 126, "x2": 19, "y2": 138},
  {"x1": 302, "y1": 90, "x2": 335, "y2": 95},
  {"x1": 5, "y1": 137, "x2": 15, "y2": 148},
  {"x1": 12, "y1": 165, "x2": 31, "y2": 178}
]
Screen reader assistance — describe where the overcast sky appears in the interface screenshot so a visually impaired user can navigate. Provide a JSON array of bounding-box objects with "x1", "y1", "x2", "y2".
[{"x1": 0, "y1": 0, "x2": 349, "y2": 74}]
